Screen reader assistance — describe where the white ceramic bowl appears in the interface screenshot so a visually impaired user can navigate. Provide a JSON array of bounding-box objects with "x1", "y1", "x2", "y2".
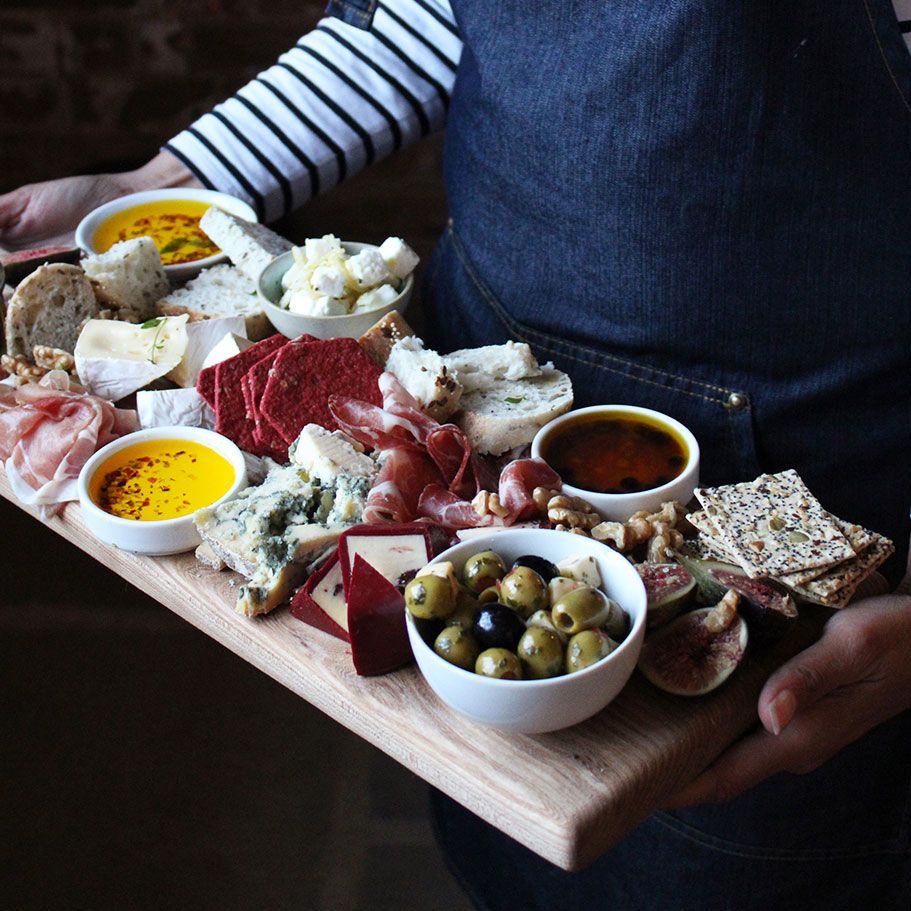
[
  {"x1": 531, "y1": 404, "x2": 700, "y2": 522},
  {"x1": 257, "y1": 244, "x2": 413, "y2": 340},
  {"x1": 405, "y1": 528, "x2": 647, "y2": 733},
  {"x1": 77, "y1": 426, "x2": 247, "y2": 556},
  {"x1": 75, "y1": 188, "x2": 257, "y2": 283}
]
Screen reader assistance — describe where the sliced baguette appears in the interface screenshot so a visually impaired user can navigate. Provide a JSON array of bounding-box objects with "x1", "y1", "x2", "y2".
[
  {"x1": 82, "y1": 237, "x2": 170, "y2": 322},
  {"x1": 444, "y1": 340, "x2": 542, "y2": 391},
  {"x1": 155, "y1": 263, "x2": 272, "y2": 341},
  {"x1": 198, "y1": 207, "x2": 292, "y2": 282},
  {"x1": 384, "y1": 335, "x2": 463, "y2": 421},
  {"x1": 3, "y1": 263, "x2": 100, "y2": 359},
  {"x1": 455, "y1": 364, "x2": 574, "y2": 455}
]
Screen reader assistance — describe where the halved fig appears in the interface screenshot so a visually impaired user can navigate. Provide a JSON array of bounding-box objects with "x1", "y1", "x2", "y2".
[
  {"x1": 1, "y1": 245, "x2": 81, "y2": 285},
  {"x1": 635, "y1": 563, "x2": 696, "y2": 629},
  {"x1": 638, "y1": 590, "x2": 748, "y2": 696},
  {"x1": 677, "y1": 555, "x2": 797, "y2": 646}
]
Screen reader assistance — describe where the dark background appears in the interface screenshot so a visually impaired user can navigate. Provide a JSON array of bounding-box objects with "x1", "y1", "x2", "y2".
[{"x1": 2, "y1": 3, "x2": 462, "y2": 908}]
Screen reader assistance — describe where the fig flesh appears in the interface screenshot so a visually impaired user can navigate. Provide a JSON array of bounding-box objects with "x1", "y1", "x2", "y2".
[
  {"x1": 638, "y1": 591, "x2": 748, "y2": 696},
  {"x1": 635, "y1": 562, "x2": 696, "y2": 629},
  {"x1": 677, "y1": 555, "x2": 797, "y2": 646},
  {"x1": 1, "y1": 245, "x2": 81, "y2": 285}
]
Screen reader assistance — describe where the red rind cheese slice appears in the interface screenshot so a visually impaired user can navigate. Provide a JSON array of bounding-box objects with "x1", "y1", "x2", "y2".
[
  {"x1": 289, "y1": 553, "x2": 349, "y2": 642},
  {"x1": 346, "y1": 554, "x2": 413, "y2": 676},
  {"x1": 337, "y1": 523, "x2": 437, "y2": 596},
  {"x1": 259, "y1": 336, "x2": 383, "y2": 441},
  {"x1": 207, "y1": 334, "x2": 287, "y2": 448}
]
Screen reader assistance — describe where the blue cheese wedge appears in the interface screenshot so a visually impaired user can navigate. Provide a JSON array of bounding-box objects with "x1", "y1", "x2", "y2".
[
  {"x1": 288, "y1": 423, "x2": 378, "y2": 484},
  {"x1": 75, "y1": 314, "x2": 189, "y2": 402},
  {"x1": 193, "y1": 460, "x2": 373, "y2": 616}
]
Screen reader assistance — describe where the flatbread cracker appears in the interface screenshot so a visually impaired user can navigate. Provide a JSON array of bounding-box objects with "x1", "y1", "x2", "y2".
[
  {"x1": 784, "y1": 534, "x2": 895, "y2": 608},
  {"x1": 694, "y1": 470, "x2": 856, "y2": 577}
]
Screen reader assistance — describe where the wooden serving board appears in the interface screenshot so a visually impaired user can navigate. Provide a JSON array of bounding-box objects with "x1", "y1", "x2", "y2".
[{"x1": 1, "y1": 471, "x2": 827, "y2": 871}]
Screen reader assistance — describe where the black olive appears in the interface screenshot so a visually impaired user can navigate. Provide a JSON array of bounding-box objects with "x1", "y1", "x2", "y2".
[
  {"x1": 511, "y1": 554, "x2": 559, "y2": 582},
  {"x1": 472, "y1": 603, "x2": 527, "y2": 651}
]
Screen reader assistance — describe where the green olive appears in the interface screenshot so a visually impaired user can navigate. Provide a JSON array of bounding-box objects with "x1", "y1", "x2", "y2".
[
  {"x1": 517, "y1": 626, "x2": 565, "y2": 679},
  {"x1": 446, "y1": 590, "x2": 482, "y2": 629},
  {"x1": 552, "y1": 585, "x2": 612, "y2": 634},
  {"x1": 434, "y1": 625, "x2": 481, "y2": 671},
  {"x1": 404, "y1": 573, "x2": 456, "y2": 621},
  {"x1": 475, "y1": 648, "x2": 523, "y2": 679},
  {"x1": 462, "y1": 550, "x2": 506, "y2": 593},
  {"x1": 497, "y1": 565, "x2": 549, "y2": 619},
  {"x1": 526, "y1": 609, "x2": 569, "y2": 645},
  {"x1": 565, "y1": 629, "x2": 617, "y2": 673},
  {"x1": 600, "y1": 598, "x2": 631, "y2": 642}
]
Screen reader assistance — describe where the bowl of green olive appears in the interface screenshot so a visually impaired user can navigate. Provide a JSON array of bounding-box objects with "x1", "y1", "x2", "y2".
[{"x1": 404, "y1": 527, "x2": 647, "y2": 733}]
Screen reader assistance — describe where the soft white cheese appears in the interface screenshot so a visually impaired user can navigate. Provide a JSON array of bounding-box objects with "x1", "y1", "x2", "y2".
[
  {"x1": 137, "y1": 386, "x2": 216, "y2": 430},
  {"x1": 167, "y1": 315, "x2": 246, "y2": 388},
  {"x1": 74, "y1": 314, "x2": 189, "y2": 402},
  {"x1": 378, "y1": 236, "x2": 420, "y2": 279},
  {"x1": 200, "y1": 331, "x2": 255, "y2": 370}
]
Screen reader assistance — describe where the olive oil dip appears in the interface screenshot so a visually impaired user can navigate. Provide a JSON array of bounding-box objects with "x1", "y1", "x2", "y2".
[
  {"x1": 90, "y1": 437, "x2": 236, "y2": 521},
  {"x1": 540, "y1": 411, "x2": 688, "y2": 494},
  {"x1": 93, "y1": 199, "x2": 220, "y2": 265}
]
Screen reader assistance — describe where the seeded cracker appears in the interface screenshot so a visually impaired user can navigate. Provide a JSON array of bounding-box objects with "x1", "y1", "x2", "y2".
[
  {"x1": 694, "y1": 470, "x2": 856, "y2": 577},
  {"x1": 785, "y1": 534, "x2": 895, "y2": 608}
]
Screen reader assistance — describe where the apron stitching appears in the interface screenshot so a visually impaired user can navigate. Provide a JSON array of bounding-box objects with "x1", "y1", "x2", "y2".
[
  {"x1": 447, "y1": 220, "x2": 744, "y2": 408},
  {"x1": 863, "y1": 0, "x2": 911, "y2": 114}
]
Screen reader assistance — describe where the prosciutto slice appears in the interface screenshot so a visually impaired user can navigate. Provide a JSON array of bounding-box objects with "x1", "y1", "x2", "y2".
[
  {"x1": 0, "y1": 371, "x2": 138, "y2": 518},
  {"x1": 362, "y1": 447, "x2": 445, "y2": 524}
]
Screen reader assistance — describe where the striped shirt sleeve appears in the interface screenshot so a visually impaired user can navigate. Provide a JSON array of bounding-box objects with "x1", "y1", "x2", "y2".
[{"x1": 164, "y1": 0, "x2": 461, "y2": 224}]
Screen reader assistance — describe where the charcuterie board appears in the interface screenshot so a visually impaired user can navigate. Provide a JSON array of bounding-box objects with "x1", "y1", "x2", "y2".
[{"x1": 0, "y1": 468, "x2": 828, "y2": 871}]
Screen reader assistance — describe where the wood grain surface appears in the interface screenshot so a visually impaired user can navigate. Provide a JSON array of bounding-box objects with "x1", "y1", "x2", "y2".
[{"x1": 1, "y1": 470, "x2": 828, "y2": 871}]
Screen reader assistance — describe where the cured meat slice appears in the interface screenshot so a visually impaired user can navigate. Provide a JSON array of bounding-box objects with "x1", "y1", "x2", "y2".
[
  {"x1": 362, "y1": 447, "x2": 445, "y2": 524},
  {"x1": 417, "y1": 484, "x2": 504, "y2": 530},
  {"x1": 498, "y1": 457, "x2": 563, "y2": 520},
  {"x1": 0, "y1": 370, "x2": 138, "y2": 516}
]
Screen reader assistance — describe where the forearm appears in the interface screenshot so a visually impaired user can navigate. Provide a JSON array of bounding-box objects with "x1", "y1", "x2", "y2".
[{"x1": 164, "y1": 1, "x2": 461, "y2": 224}]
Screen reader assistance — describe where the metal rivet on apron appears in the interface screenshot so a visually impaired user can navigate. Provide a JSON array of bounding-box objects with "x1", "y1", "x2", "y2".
[{"x1": 726, "y1": 392, "x2": 748, "y2": 410}]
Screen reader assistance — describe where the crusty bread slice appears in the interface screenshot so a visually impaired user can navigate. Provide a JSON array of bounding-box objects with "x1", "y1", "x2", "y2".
[
  {"x1": 81, "y1": 237, "x2": 170, "y2": 322},
  {"x1": 199, "y1": 207, "x2": 292, "y2": 282},
  {"x1": 155, "y1": 263, "x2": 272, "y2": 341},
  {"x1": 3, "y1": 263, "x2": 100, "y2": 359},
  {"x1": 384, "y1": 335, "x2": 463, "y2": 421},
  {"x1": 444, "y1": 341, "x2": 542, "y2": 391},
  {"x1": 455, "y1": 364, "x2": 574, "y2": 455}
]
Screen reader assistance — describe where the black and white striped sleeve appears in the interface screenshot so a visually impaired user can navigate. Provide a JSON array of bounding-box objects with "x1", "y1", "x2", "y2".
[{"x1": 164, "y1": 0, "x2": 461, "y2": 224}]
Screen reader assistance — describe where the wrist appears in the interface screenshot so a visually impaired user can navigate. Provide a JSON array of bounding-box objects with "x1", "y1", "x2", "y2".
[{"x1": 125, "y1": 150, "x2": 202, "y2": 193}]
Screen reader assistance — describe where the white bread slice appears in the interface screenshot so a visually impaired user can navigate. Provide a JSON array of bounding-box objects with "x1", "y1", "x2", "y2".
[
  {"x1": 4, "y1": 263, "x2": 100, "y2": 359},
  {"x1": 198, "y1": 207, "x2": 292, "y2": 282},
  {"x1": 81, "y1": 237, "x2": 170, "y2": 322},
  {"x1": 444, "y1": 341, "x2": 542, "y2": 391},
  {"x1": 155, "y1": 263, "x2": 271, "y2": 340},
  {"x1": 455, "y1": 364, "x2": 574, "y2": 455},
  {"x1": 384, "y1": 335, "x2": 463, "y2": 421}
]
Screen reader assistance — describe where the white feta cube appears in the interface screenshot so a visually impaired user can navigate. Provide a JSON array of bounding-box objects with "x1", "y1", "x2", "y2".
[
  {"x1": 345, "y1": 248, "x2": 390, "y2": 289},
  {"x1": 303, "y1": 234, "x2": 343, "y2": 263},
  {"x1": 354, "y1": 283, "x2": 399, "y2": 312},
  {"x1": 310, "y1": 262, "x2": 349, "y2": 299},
  {"x1": 379, "y1": 236, "x2": 420, "y2": 279}
]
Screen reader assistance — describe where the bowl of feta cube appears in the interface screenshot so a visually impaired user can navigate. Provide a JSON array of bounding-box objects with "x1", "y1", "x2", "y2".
[{"x1": 257, "y1": 235, "x2": 417, "y2": 340}]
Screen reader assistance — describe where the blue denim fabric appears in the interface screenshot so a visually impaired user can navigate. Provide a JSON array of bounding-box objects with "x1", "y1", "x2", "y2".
[
  {"x1": 324, "y1": 0, "x2": 376, "y2": 29},
  {"x1": 424, "y1": 0, "x2": 911, "y2": 565},
  {"x1": 420, "y1": 0, "x2": 911, "y2": 903}
]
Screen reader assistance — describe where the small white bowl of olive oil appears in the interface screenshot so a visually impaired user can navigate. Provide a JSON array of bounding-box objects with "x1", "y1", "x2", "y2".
[
  {"x1": 78, "y1": 426, "x2": 247, "y2": 555},
  {"x1": 531, "y1": 404, "x2": 700, "y2": 521}
]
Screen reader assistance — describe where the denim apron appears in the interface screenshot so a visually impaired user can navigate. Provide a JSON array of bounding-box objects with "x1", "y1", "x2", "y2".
[{"x1": 329, "y1": 0, "x2": 911, "y2": 905}]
